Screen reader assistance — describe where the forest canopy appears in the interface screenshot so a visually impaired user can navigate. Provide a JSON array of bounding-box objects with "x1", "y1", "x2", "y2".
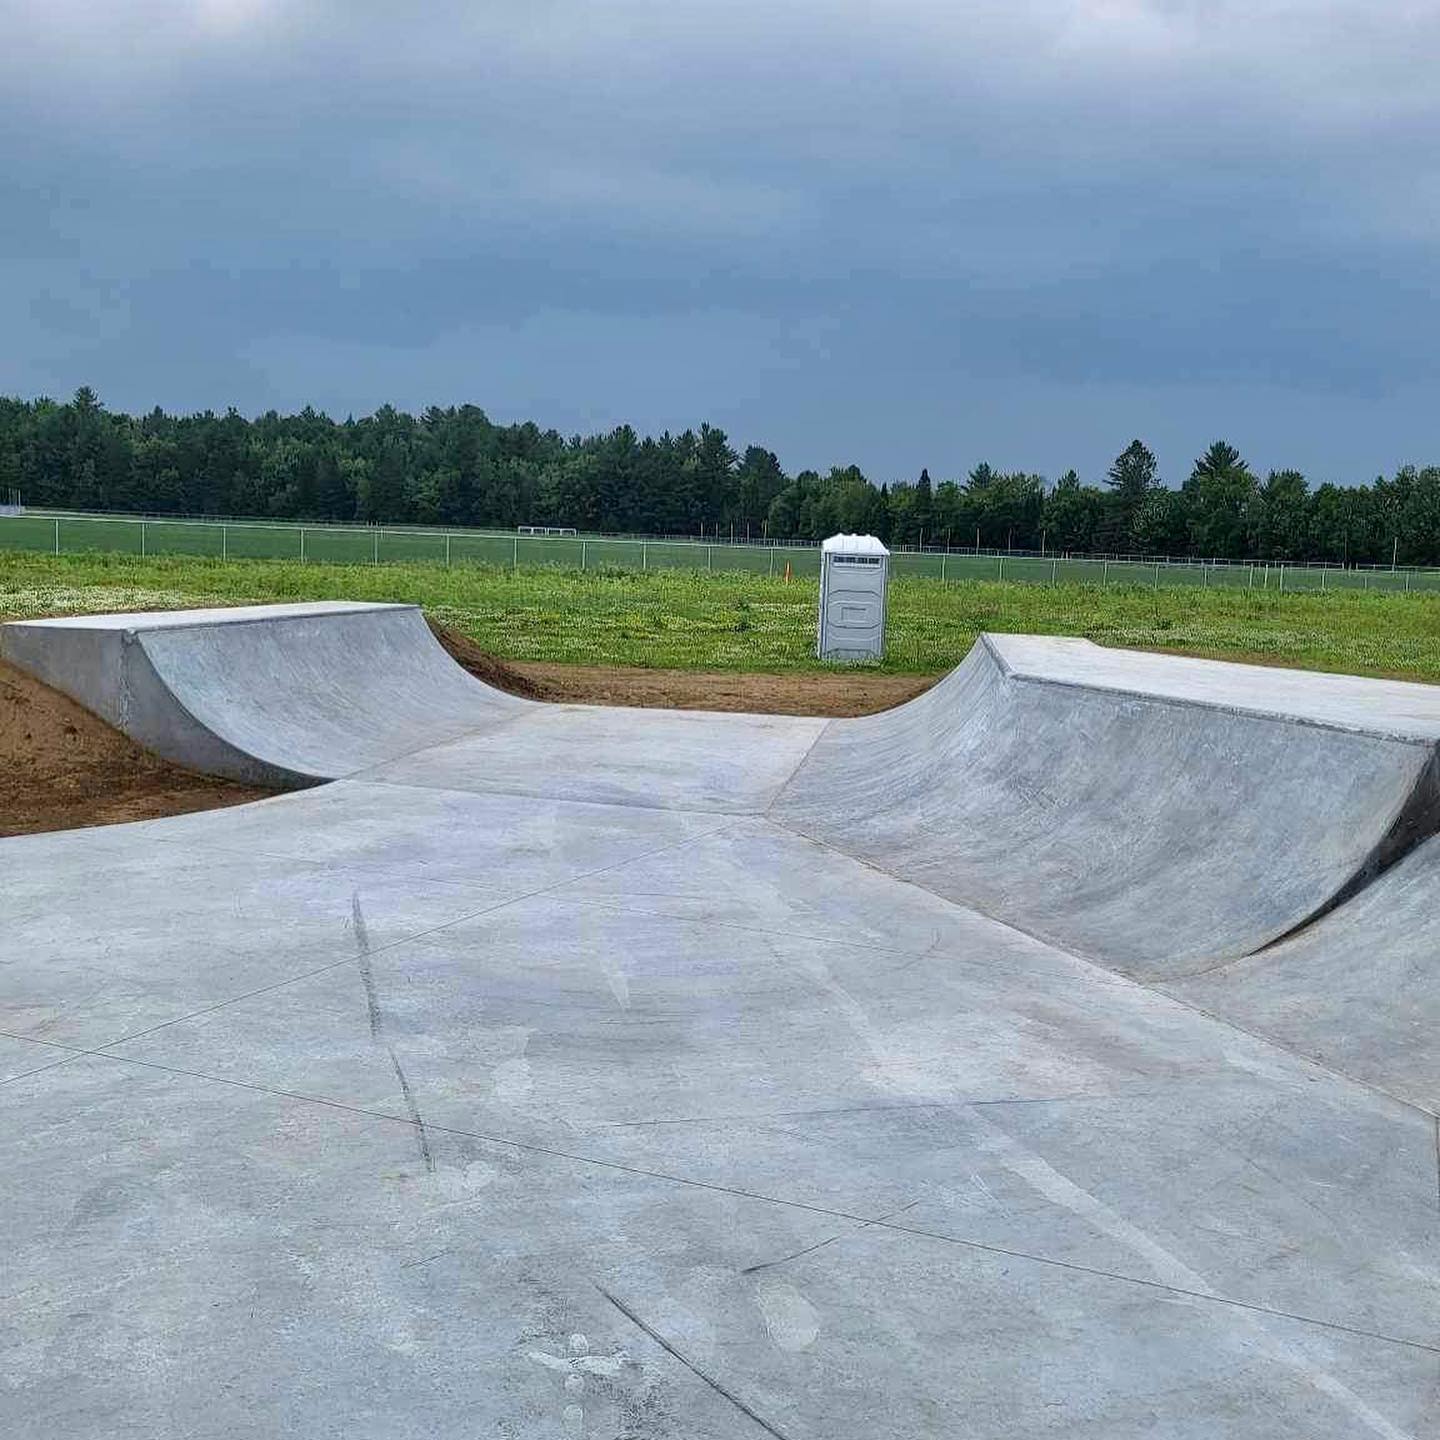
[{"x1": 3, "y1": 390, "x2": 1438, "y2": 567}]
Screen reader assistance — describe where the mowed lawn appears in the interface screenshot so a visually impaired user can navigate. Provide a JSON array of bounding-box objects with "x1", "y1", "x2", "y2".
[{"x1": 3, "y1": 550, "x2": 1440, "y2": 681}]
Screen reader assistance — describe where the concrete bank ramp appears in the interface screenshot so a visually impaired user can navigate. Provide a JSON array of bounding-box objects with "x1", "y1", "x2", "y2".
[
  {"x1": 0, "y1": 602, "x2": 531, "y2": 787},
  {"x1": 775, "y1": 634, "x2": 1440, "y2": 977}
]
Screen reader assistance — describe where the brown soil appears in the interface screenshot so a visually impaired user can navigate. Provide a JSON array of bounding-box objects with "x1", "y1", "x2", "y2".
[
  {"x1": 506, "y1": 662, "x2": 935, "y2": 715},
  {"x1": 0, "y1": 658, "x2": 274, "y2": 838},
  {"x1": 429, "y1": 621, "x2": 937, "y2": 716}
]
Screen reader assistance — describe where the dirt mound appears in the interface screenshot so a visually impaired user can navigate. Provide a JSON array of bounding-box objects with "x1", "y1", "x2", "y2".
[
  {"x1": 427, "y1": 621, "x2": 551, "y2": 698},
  {"x1": 0, "y1": 659, "x2": 274, "y2": 838}
]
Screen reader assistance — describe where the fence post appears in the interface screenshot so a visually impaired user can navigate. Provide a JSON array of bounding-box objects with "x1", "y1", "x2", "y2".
[
  {"x1": 1102, "y1": 559, "x2": 1108, "y2": 587},
  {"x1": 769, "y1": 548, "x2": 775, "y2": 577},
  {"x1": 222, "y1": 525, "x2": 228, "y2": 562},
  {"x1": 1154, "y1": 563, "x2": 1160, "y2": 588},
  {"x1": 141, "y1": 521, "x2": 146, "y2": 558},
  {"x1": 445, "y1": 533, "x2": 451, "y2": 568},
  {"x1": 581, "y1": 539, "x2": 587, "y2": 570},
  {"x1": 1278, "y1": 566, "x2": 1284, "y2": 593},
  {"x1": 1405, "y1": 570, "x2": 1411, "y2": 592},
  {"x1": 54, "y1": 518, "x2": 59, "y2": 555},
  {"x1": 941, "y1": 553, "x2": 947, "y2": 582},
  {"x1": 300, "y1": 528, "x2": 305, "y2": 563},
  {"x1": 707, "y1": 545, "x2": 712, "y2": 572},
  {"x1": 643, "y1": 542, "x2": 648, "y2": 571},
  {"x1": 1321, "y1": 568, "x2": 1326, "y2": 592},
  {"x1": 997, "y1": 555, "x2": 1004, "y2": 582},
  {"x1": 512, "y1": 535, "x2": 518, "y2": 571},
  {"x1": 1051, "y1": 557, "x2": 1057, "y2": 585}
]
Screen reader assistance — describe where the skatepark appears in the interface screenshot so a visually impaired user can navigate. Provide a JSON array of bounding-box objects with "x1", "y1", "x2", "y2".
[{"x1": 2, "y1": 601, "x2": 1438, "y2": 1438}]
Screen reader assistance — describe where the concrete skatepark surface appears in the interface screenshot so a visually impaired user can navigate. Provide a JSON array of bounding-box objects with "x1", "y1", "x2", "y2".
[{"x1": 2, "y1": 603, "x2": 1438, "y2": 1438}]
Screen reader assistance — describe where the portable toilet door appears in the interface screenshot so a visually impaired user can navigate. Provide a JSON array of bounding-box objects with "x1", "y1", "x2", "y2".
[{"x1": 817, "y1": 533, "x2": 889, "y2": 661}]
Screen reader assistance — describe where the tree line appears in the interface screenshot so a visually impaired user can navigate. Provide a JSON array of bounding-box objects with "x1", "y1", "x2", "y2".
[{"x1": 3, "y1": 389, "x2": 1439, "y2": 566}]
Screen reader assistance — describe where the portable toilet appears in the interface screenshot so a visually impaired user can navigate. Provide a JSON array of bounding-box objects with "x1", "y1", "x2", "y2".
[{"x1": 817, "y1": 533, "x2": 889, "y2": 661}]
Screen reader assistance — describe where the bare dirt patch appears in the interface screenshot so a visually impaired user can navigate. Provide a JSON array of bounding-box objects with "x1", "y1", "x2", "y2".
[
  {"x1": 0, "y1": 658, "x2": 274, "y2": 838},
  {"x1": 506, "y1": 662, "x2": 935, "y2": 716},
  {"x1": 429, "y1": 622, "x2": 936, "y2": 716}
]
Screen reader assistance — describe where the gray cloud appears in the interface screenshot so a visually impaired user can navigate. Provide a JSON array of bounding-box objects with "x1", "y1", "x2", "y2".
[{"x1": 2, "y1": 0, "x2": 1438, "y2": 480}]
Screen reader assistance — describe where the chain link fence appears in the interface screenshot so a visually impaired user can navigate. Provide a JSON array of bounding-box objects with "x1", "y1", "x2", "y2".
[{"x1": 3, "y1": 510, "x2": 1439, "y2": 594}]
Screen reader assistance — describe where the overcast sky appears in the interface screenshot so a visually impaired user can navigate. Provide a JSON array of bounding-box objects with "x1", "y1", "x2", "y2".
[{"x1": 2, "y1": 1, "x2": 1437, "y2": 484}]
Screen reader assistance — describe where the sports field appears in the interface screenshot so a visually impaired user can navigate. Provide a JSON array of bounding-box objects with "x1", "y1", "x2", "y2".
[
  {"x1": 2, "y1": 510, "x2": 1435, "y2": 594},
  {"x1": 4, "y1": 550, "x2": 1440, "y2": 682}
]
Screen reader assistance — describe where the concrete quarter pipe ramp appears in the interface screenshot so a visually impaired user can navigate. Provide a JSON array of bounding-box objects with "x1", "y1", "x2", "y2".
[
  {"x1": 1, "y1": 604, "x2": 1438, "y2": 1440},
  {"x1": 0, "y1": 602, "x2": 533, "y2": 787},
  {"x1": 774, "y1": 633, "x2": 1440, "y2": 976}
]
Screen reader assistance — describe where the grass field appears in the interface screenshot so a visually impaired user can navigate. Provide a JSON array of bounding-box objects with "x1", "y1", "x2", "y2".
[
  {"x1": 3, "y1": 550, "x2": 1440, "y2": 681},
  {"x1": 4, "y1": 511, "x2": 1437, "y2": 594}
]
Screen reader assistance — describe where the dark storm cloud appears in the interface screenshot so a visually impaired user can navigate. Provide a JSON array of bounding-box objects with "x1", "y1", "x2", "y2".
[{"x1": 3, "y1": 0, "x2": 1438, "y2": 479}]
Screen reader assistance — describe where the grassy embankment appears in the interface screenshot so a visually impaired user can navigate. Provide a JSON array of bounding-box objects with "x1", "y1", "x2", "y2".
[{"x1": 2, "y1": 550, "x2": 1439, "y2": 681}]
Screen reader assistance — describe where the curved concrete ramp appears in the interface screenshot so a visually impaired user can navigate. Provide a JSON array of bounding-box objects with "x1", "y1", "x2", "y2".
[
  {"x1": 1168, "y1": 831, "x2": 1440, "y2": 1111},
  {"x1": 0, "y1": 602, "x2": 531, "y2": 787},
  {"x1": 775, "y1": 634, "x2": 1440, "y2": 976}
]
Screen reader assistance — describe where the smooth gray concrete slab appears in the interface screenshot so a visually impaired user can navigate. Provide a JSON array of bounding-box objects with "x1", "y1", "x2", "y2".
[
  {"x1": 365, "y1": 703, "x2": 828, "y2": 814},
  {"x1": 1, "y1": 823, "x2": 529, "y2": 1049},
  {"x1": 5, "y1": 610, "x2": 1440, "y2": 1437},
  {"x1": 139, "y1": 778, "x2": 733, "y2": 891},
  {"x1": 95, "y1": 841, "x2": 1440, "y2": 1347},
  {"x1": 0, "y1": 1054, "x2": 826, "y2": 1440}
]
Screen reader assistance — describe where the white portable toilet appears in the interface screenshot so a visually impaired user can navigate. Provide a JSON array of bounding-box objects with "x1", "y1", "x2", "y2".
[{"x1": 817, "y1": 533, "x2": 889, "y2": 661}]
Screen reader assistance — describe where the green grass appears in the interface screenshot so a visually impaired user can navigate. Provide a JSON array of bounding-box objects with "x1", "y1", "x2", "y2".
[
  {"x1": 3, "y1": 550, "x2": 1440, "y2": 680},
  {"x1": 10, "y1": 511, "x2": 1440, "y2": 595}
]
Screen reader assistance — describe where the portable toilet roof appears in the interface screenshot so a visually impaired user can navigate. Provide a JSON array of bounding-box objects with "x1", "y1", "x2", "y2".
[{"x1": 821, "y1": 533, "x2": 889, "y2": 557}]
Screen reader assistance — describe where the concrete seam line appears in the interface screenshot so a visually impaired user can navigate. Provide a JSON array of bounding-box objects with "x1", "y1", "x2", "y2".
[
  {"x1": 763, "y1": 816, "x2": 1440, "y2": 1126},
  {"x1": 7, "y1": 1028, "x2": 1437, "y2": 1361},
  {"x1": 1150, "y1": 986, "x2": 1440, "y2": 1125},
  {"x1": 353, "y1": 774, "x2": 759, "y2": 816},
  {"x1": 597, "y1": 1286, "x2": 798, "y2": 1440},
  {"x1": 65, "y1": 822, "x2": 741, "y2": 1057},
  {"x1": 0, "y1": 1050, "x2": 88, "y2": 1091},
  {"x1": 762, "y1": 716, "x2": 836, "y2": 816}
]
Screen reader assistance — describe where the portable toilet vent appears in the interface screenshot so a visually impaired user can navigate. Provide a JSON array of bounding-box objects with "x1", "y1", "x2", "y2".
[{"x1": 817, "y1": 533, "x2": 889, "y2": 661}]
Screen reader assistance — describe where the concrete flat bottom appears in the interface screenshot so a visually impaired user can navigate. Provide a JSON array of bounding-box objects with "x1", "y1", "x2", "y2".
[
  {"x1": 3, "y1": 616, "x2": 1439, "y2": 1438},
  {"x1": 3, "y1": 732, "x2": 1438, "y2": 1439}
]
